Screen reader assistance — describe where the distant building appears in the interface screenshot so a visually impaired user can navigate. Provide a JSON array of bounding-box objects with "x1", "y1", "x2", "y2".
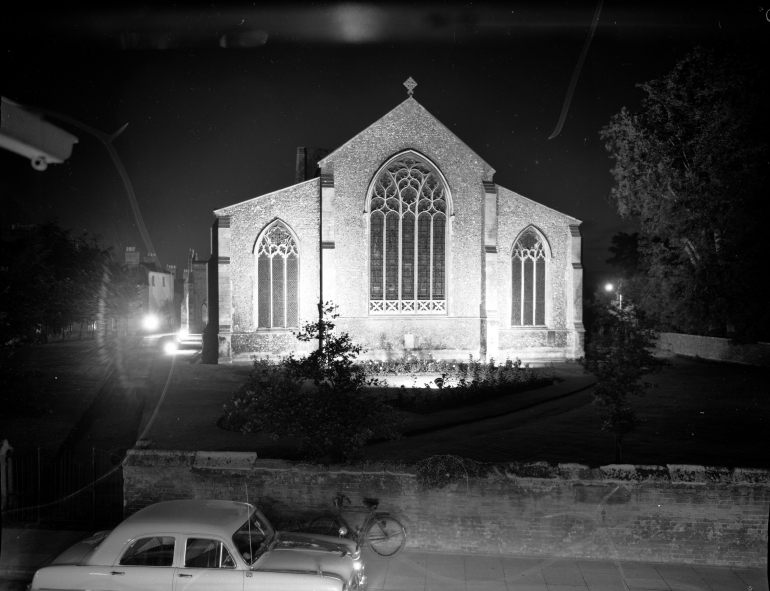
[
  {"x1": 180, "y1": 250, "x2": 208, "y2": 335},
  {"x1": 209, "y1": 88, "x2": 584, "y2": 363},
  {"x1": 124, "y1": 247, "x2": 176, "y2": 332}
]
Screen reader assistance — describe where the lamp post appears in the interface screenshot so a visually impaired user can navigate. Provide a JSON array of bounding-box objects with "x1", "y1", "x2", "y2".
[{"x1": 604, "y1": 283, "x2": 623, "y2": 309}]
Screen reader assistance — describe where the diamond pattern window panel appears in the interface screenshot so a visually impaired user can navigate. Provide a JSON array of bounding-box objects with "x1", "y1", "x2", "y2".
[
  {"x1": 286, "y1": 254, "x2": 299, "y2": 328},
  {"x1": 511, "y1": 229, "x2": 548, "y2": 327},
  {"x1": 369, "y1": 154, "x2": 448, "y2": 313},
  {"x1": 535, "y1": 257, "x2": 546, "y2": 325},
  {"x1": 257, "y1": 255, "x2": 271, "y2": 328},
  {"x1": 512, "y1": 257, "x2": 523, "y2": 326},
  {"x1": 432, "y1": 214, "x2": 445, "y2": 299},
  {"x1": 523, "y1": 258, "x2": 534, "y2": 325},
  {"x1": 271, "y1": 256, "x2": 285, "y2": 328},
  {"x1": 417, "y1": 213, "x2": 431, "y2": 300},
  {"x1": 402, "y1": 211, "x2": 415, "y2": 299},
  {"x1": 385, "y1": 212, "x2": 399, "y2": 300},
  {"x1": 256, "y1": 224, "x2": 299, "y2": 328},
  {"x1": 370, "y1": 211, "x2": 384, "y2": 300}
]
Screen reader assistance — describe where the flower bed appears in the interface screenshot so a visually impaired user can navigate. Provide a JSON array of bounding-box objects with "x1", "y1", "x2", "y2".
[{"x1": 362, "y1": 356, "x2": 557, "y2": 414}]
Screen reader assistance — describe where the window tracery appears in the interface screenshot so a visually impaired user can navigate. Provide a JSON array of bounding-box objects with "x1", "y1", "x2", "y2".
[
  {"x1": 512, "y1": 228, "x2": 547, "y2": 326},
  {"x1": 369, "y1": 154, "x2": 447, "y2": 314},
  {"x1": 256, "y1": 224, "x2": 299, "y2": 328}
]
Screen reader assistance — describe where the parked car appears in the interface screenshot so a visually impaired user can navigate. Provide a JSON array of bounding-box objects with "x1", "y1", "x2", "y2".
[{"x1": 29, "y1": 499, "x2": 366, "y2": 591}]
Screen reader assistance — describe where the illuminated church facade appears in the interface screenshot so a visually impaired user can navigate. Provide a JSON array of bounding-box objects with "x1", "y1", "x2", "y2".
[{"x1": 210, "y1": 89, "x2": 584, "y2": 363}]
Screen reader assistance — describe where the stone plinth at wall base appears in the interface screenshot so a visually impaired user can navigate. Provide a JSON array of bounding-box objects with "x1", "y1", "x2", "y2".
[{"x1": 123, "y1": 452, "x2": 770, "y2": 567}]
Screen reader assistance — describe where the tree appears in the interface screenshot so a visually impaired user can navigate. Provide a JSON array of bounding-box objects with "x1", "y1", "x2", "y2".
[
  {"x1": 0, "y1": 221, "x2": 138, "y2": 344},
  {"x1": 219, "y1": 303, "x2": 403, "y2": 462},
  {"x1": 580, "y1": 300, "x2": 668, "y2": 462},
  {"x1": 605, "y1": 232, "x2": 640, "y2": 279},
  {"x1": 600, "y1": 45, "x2": 769, "y2": 339}
]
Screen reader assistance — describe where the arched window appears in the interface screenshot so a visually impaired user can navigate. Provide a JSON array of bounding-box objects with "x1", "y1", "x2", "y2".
[
  {"x1": 255, "y1": 223, "x2": 299, "y2": 328},
  {"x1": 511, "y1": 228, "x2": 548, "y2": 326},
  {"x1": 369, "y1": 154, "x2": 447, "y2": 314}
]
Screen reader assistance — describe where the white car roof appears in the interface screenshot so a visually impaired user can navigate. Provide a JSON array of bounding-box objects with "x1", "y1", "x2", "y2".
[
  {"x1": 121, "y1": 499, "x2": 255, "y2": 536},
  {"x1": 84, "y1": 500, "x2": 258, "y2": 566}
]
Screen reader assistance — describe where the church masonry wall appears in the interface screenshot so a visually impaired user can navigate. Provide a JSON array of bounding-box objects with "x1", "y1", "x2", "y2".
[
  {"x1": 321, "y1": 99, "x2": 494, "y2": 356},
  {"x1": 215, "y1": 178, "x2": 321, "y2": 358},
  {"x1": 496, "y1": 186, "x2": 579, "y2": 359}
]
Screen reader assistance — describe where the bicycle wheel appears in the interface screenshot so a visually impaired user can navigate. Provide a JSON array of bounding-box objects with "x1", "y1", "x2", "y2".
[
  {"x1": 308, "y1": 515, "x2": 343, "y2": 537},
  {"x1": 366, "y1": 516, "x2": 406, "y2": 557}
]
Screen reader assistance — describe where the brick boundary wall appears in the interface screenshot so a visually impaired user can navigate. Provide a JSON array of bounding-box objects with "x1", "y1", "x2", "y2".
[
  {"x1": 657, "y1": 332, "x2": 770, "y2": 367},
  {"x1": 124, "y1": 451, "x2": 769, "y2": 567}
]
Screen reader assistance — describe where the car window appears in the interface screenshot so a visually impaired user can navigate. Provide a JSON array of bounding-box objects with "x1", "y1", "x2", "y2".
[
  {"x1": 232, "y1": 512, "x2": 273, "y2": 565},
  {"x1": 119, "y1": 536, "x2": 176, "y2": 567},
  {"x1": 185, "y1": 538, "x2": 236, "y2": 569}
]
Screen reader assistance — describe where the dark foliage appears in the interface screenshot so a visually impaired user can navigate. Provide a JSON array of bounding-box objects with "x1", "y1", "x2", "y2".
[
  {"x1": 581, "y1": 299, "x2": 668, "y2": 462},
  {"x1": 600, "y1": 45, "x2": 769, "y2": 340},
  {"x1": 219, "y1": 303, "x2": 403, "y2": 462}
]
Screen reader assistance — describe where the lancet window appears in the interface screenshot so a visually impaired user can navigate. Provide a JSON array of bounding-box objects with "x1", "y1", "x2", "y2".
[
  {"x1": 256, "y1": 223, "x2": 299, "y2": 328},
  {"x1": 369, "y1": 154, "x2": 447, "y2": 314},
  {"x1": 511, "y1": 228, "x2": 548, "y2": 326}
]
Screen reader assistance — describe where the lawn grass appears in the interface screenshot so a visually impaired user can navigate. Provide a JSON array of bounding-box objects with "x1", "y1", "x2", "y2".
[
  {"x1": 4, "y1": 344, "x2": 768, "y2": 469},
  {"x1": 365, "y1": 355, "x2": 769, "y2": 468},
  {"x1": 143, "y1": 353, "x2": 769, "y2": 469}
]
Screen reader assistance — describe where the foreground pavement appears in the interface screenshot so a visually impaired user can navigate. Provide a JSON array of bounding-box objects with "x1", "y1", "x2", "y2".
[{"x1": 1, "y1": 528, "x2": 766, "y2": 591}]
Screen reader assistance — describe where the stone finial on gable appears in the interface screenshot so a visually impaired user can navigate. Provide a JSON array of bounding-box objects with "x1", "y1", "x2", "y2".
[{"x1": 404, "y1": 77, "x2": 417, "y2": 96}]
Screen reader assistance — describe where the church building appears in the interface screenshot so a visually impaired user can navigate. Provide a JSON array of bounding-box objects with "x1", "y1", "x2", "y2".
[{"x1": 210, "y1": 80, "x2": 584, "y2": 363}]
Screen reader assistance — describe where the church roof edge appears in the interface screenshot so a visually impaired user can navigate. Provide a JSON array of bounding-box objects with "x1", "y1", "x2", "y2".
[
  {"x1": 496, "y1": 184, "x2": 582, "y2": 224},
  {"x1": 317, "y1": 97, "x2": 495, "y2": 175},
  {"x1": 214, "y1": 177, "x2": 320, "y2": 216}
]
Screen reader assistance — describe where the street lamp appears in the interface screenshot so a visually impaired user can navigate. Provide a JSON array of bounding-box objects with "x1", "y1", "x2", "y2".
[{"x1": 604, "y1": 283, "x2": 623, "y2": 309}]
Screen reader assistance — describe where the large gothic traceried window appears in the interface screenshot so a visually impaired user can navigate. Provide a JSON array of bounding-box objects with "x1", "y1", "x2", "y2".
[
  {"x1": 511, "y1": 228, "x2": 548, "y2": 327},
  {"x1": 369, "y1": 154, "x2": 447, "y2": 314},
  {"x1": 256, "y1": 224, "x2": 299, "y2": 328}
]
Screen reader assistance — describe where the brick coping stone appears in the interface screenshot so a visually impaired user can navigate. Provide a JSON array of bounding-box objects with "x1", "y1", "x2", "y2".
[{"x1": 124, "y1": 450, "x2": 770, "y2": 485}]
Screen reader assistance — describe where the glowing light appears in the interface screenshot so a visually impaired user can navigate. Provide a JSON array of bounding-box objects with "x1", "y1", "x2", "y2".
[
  {"x1": 353, "y1": 561, "x2": 362, "y2": 571},
  {"x1": 142, "y1": 314, "x2": 160, "y2": 331},
  {"x1": 604, "y1": 283, "x2": 614, "y2": 292},
  {"x1": 163, "y1": 341, "x2": 178, "y2": 354},
  {"x1": 178, "y1": 327, "x2": 189, "y2": 337}
]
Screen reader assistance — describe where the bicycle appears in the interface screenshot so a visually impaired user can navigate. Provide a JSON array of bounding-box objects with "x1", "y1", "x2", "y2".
[{"x1": 308, "y1": 493, "x2": 407, "y2": 557}]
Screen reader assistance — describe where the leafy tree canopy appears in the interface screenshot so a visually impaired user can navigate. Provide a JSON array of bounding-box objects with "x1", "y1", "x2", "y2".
[
  {"x1": 0, "y1": 221, "x2": 138, "y2": 344},
  {"x1": 600, "y1": 45, "x2": 769, "y2": 339}
]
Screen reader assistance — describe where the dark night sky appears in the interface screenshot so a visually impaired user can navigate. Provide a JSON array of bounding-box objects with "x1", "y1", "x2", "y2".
[{"x1": 1, "y1": 2, "x2": 766, "y2": 289}]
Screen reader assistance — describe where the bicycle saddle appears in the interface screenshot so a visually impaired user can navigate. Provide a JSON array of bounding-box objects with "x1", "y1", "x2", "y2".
[{"x1": 362, "y1": 497, "x2": 379, "y2": 508}]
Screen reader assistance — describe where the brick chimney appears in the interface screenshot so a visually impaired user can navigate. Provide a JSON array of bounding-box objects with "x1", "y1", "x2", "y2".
[
  {"x1": 167, "y1": 264, "x2": 176, "y2": 279},
  {"x1": 125, "y1": 246, "x2": 140, "y2": 266},
  {"x1": 144, "y1": 252, "x2": 157, "y2": 264}
]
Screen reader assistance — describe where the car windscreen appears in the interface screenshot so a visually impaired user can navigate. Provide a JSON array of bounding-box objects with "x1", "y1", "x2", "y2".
[{"x1": 232, "y1": 509, "x2": 274, "y2": 565}]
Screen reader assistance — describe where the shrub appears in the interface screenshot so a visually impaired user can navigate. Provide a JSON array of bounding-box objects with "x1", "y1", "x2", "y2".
[
  {"x1": 219, "y1": 303, "x2": 403, "y2": 462},
  {"x1": 580, "y1": 300, "x2": 668, "y2": 462}
]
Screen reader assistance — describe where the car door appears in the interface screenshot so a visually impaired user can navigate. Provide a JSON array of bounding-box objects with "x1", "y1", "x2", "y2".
[
  {"x1": 174, "y1": 536, "x2": 244, "y2": 591},
  {"x1": 108, "y1": 535, "x2": 177, "y2": 591}
]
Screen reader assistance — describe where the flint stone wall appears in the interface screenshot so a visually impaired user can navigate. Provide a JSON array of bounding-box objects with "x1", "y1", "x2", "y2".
[{"x1": 124, "y1": 451, "x2": 769, "y2": 567}]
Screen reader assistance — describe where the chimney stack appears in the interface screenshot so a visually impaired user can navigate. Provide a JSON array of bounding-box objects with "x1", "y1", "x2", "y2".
[{"x1": 125, "y1": 246, "x2": 140, "y2": 266}]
